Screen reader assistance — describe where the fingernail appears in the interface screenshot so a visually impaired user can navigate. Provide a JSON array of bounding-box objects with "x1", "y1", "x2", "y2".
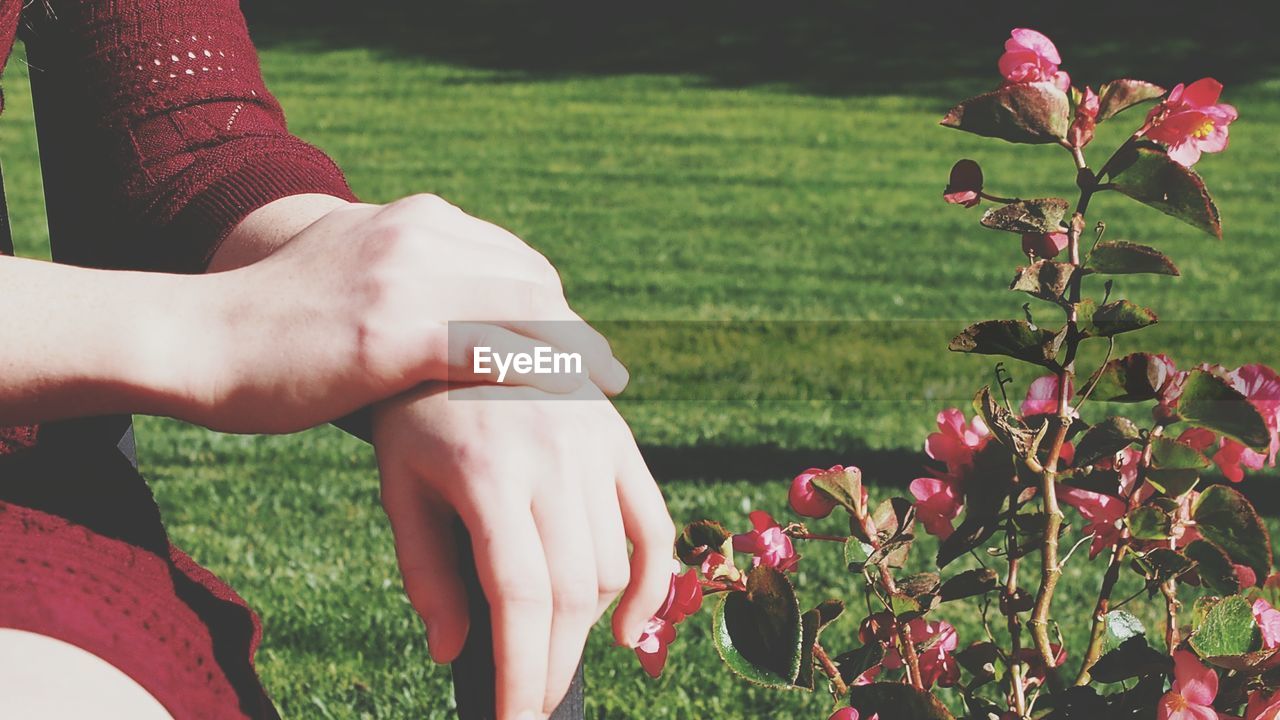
[{"x1": 516, "y1": 711, "x2": 540, "y2": 720}]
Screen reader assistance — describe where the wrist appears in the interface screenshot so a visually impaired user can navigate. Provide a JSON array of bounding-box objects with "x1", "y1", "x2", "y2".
[{"x1": 101, "y1": 271, "x2": 226, "y2": 422}]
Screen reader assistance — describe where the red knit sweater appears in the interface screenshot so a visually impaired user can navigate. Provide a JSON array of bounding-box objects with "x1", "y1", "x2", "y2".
[{"x1": 0, "y1": 1, "x2": 358, "y2": 717}]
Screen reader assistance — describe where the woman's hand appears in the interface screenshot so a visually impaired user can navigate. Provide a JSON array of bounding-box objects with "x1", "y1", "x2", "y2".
[
  {"x1": 182, "y1": 195, "x2": 627, "y2": 433},
  {"x1": 370, "y1": 382, "x2": 675, "y2": 720}
]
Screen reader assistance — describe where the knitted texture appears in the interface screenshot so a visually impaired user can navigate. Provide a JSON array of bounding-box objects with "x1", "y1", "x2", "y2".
[{"x1": 0, "y1": 1, "x2": 359, "y2": 716}]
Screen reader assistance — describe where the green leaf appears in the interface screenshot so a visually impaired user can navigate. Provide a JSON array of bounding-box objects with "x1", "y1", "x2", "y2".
[
  {"x1": 1010, "y1": 259, "x2": 1075, "y2": 301},
  {"x1": 936, "y1": 444, "x2": 1016, "y2": 568},
  {"x1": 1178, "y1": 370, "x2": 1272, "y2": 450},
  {"x1": 844, "y1": 537, "x2": 873, "y2": 573},
  {"x1": 981, "y1": 198, "x2": 1070, "y2": 234},
  {"x1": 949, "y1": 320, "x2": 1062, "y2": 366},
  {"x1": 1193, "y1": 485, "x2": 1273, "y2": 584},
  {"x1": 1083, "y1": 352, "x2": 1172, "y2": 402},
  {"x1": 1086, "y1": 299, "x2": 1158, "y2": 337},
  {"x1": 1096, "y1": 79, "x2": 1167, "y2": 122},
  {"x1": 1073, "y1": 416, "x2": 1143, "y2": 466},
  {"x1": 1142, "y1": 548, "x2": 1195, "y2": 584},
  {"x1": 849, "y1": 682, "x2": 956, "y2": 719},
  {"x1": 1104, "y1": 141, "x2": 1222, "y2": 239},
  {"x1": 1084, "y1": 240, "x2": 1180, "y2": 276},
  {"x1": 1151, "y1": 436, "x2": 1212, "y2": 470},
  {"x1": 810, "y1": 466, "x2": 865, "y2": 517},
  {"x1": 834, "y1": 644, "x2": 883, "y2": 686},
  {"x1": 675, "y1": 520, "x2": 732, "y2": 565},
  {"x1": 1127, "y1": 505, "x2": 1172, "y2": 540},
  {"x1": 940, "y1": 82, "x2": 1070, "y2": 144},
  {"x1": 711, "y1": 567, "x2": 804, "y2": 687},
  {"x1": 795, "y1": 596, "x2": 847, "y2": 687},
  {"x1": 1090, "y1": 637, "x2": 1173, "y2": 683},
  {"x1": 1104, "y1": 610, "x2": 1147, "y2": 652},
  {"x1": 1146, "y1": 436, "x2": 1210, "y2": 496},
  {"x1": 1147, "y1": 469, "x2": 1200, "y2": 498},
  {"x1": 1184, "y1": 539, "x2": 1241, "y2": 596},
  {"x1": 1189, "y1": 595, "x2": 1262, "y2": 659},
  {"x1": 940, "y1": 568, "x2": 1000, "y2": 602}
]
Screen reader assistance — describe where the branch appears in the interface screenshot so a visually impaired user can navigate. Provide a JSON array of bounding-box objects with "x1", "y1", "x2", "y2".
[
  {"x1": 813, "y1": 642, "x2": 850, "y2": 698},
  {"x1": 1029, "y1": 145, "x2": 1097, "y2": 690},
  {"x1": 1073, "y1": 544, "x2": 1127, "y2": 685}
]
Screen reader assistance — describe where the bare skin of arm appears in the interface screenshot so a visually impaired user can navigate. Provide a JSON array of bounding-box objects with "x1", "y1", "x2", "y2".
[{"x1": 3, "y1": 193, "x2": 671, "y2": 720}]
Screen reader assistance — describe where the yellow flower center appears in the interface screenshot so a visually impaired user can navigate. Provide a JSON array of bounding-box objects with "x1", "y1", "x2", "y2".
[{"x1": 1193, "y1": 118, "x2": 1216, "y2": 139}]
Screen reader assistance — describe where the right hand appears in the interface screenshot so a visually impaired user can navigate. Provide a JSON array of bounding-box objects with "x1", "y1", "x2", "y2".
[
  {"x1": 370, "y1": 381, "x2": 676, "y2": 720},
  {"x1": 179, "y1": 195, "x2": 628, "y2": 433}
]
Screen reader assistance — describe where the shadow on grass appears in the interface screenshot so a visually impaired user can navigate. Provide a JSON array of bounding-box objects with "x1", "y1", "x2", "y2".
[
  {"x1": 639, "y1": 442, "x2": 1280, "y2": 514},
  {"x1": 243, "y1": 0, "x2": 1280, "y2": 96}
]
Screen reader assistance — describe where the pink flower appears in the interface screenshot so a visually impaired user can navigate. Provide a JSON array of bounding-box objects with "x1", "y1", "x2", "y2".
[
  {"x1": 1068, "y1": 86, "x2": 1100, "y2": 148},
  {"x1": 829, "y1": 709, "x2": 878, "y2": 720},
  {"x1": 998, "y1": 28, "x2": 1070, "y2": 93},
  {"x1": 1022, "y1": 375, "x2": 1073, "y2": 417},
  {"x1": 1247, "y1": 690, "x2": 1280, "y2": 720},
  {"x1": 634, "y1": 567, "x2": 703, "y2": 678},
  {"x1": 1227, "y1": 364, "x2": 1280, "y2": 465},
  {"x1": 1253, "y1": 599, "x2": 1280, "y2": 650},
  {"x1": 790, "y1": 465, "x2": 861, "y2": 519},
  {"x1": 882, "y1": 618, "x2": 960, "y2": 689},
  {"x1": 1144, "y1": 78, "x2": 1238, "y2": 167},
  {"x1": 698, "y1": 550, "x2": 741, "y2": 584},
  {"x1": 1059, "y1": 486, "x2": 1127, "y2": 558},
  {"x1": 1156, "y1": 650, "x2": 1224, "y2": 720},
  {"x1": 1212, "y1": 439, "x2": 1266, "y2": 483},
  {"x1": 944, "y1": 159, "x2": 984, "y2": 208},
  {"x1": 926, "y1": 408, "x2": 990, "y2": 474},
  {"x1": 1022, "y1": 231, "x2": 1070, "y2": 260},
  {"x1": 910, "y1": 476, "x2": 963, "y2": 539},
  {"x1": 732, "y1": 511, "x2": 798, "y2": 572}
]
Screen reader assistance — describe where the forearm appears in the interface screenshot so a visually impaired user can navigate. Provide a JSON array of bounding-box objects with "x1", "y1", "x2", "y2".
[
  {"x1": 0, "y1": 256, "x2": 206, "y2": 425},
  {"x1": 209, "y1": 194, "x2": 352, "y2": 272}
]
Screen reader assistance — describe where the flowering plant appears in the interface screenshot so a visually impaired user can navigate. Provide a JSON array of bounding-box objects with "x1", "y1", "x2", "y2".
[{"x1": 635, "y1": 29, "x2": 1280, "y2": 720}]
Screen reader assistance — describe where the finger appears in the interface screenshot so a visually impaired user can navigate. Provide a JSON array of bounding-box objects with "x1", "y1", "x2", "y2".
[
  {"x1": 464, "y1": 499, "x2": 552, "y2": 720},
  {"x1": 532, "y1": 480, "x2": 599, "y2": 713},
  {"x1": 433, "y1": 321, "x2": 588, "y2": 393},
  {"x1": 378, "y1": 462, "x2": 471, "y2": 663},
  {"x1": 583, "y1": 472, "x2": 631, "y2": 624},
  {"x1": 610, "y1": 440, "x2": 677, "y2": 648},
  {"x1": 420, "y1": 278, "x2": 626, "y2": 394},
  {"x1": 500, "y1": 318, "x2": 629, "y2": 397}
]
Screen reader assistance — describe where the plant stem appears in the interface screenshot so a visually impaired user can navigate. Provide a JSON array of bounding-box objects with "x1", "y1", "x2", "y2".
[
  {"x1": 875, "y1": 567, "x2": 926, "y2": 691},
  {"x1": 1007, "y1": 557, "x2": 1029, "y2": 716},
  {"x1": 789, "y1": 531, "x2": 849, "y2": 543},
  {"x1": 1029, "y1": 146, "x2": 1096, "y2": 686},
  {"x1": 1162, "y1": 577, "x2": 1181, "y2": 652},
  {"x1": 813, "y1": 642, "x2": 850, "y2": 698},
  {"x1": 1073, "y1": 544, "x2": 1127, "y2": 685}
]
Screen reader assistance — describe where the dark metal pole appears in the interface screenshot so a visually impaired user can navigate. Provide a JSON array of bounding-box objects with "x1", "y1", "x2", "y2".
[{"x1": 451, "y1": 522, "x2": 585, "y2": 720}]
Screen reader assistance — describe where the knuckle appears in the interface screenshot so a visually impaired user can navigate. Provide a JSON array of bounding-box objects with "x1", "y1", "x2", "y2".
[
  {"x1": 396, "y1": 192, "x2": 455, "y2": 216},
  {"x1": 555, "y1": 582, "x2": 601, "y2": 616},
  {"x1": 497, "y1": 580, "x2": 552, "y2": 611},
  {"x1": 598, "y1": 567, "x2": 631, "y2": 598}
]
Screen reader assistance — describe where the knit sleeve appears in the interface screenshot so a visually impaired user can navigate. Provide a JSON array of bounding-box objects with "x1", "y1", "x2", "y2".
[{"x1": 19, "y1": 0, "x2": 358, "y2": 273}]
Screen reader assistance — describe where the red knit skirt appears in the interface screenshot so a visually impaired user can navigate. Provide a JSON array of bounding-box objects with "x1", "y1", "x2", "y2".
[{"x1": 0, "y1": 426, "x2": 279, "y2": 719}]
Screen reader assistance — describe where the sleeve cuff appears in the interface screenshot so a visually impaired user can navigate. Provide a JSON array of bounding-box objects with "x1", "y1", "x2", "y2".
[{"x1": 161, "y1": 143, "x2": 359, "y2": 273}]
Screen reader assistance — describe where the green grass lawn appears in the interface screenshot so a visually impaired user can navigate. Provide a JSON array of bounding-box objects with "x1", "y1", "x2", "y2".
[{"x1": 2, "y1": 4, "x2": 1280, "y2": 717}]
